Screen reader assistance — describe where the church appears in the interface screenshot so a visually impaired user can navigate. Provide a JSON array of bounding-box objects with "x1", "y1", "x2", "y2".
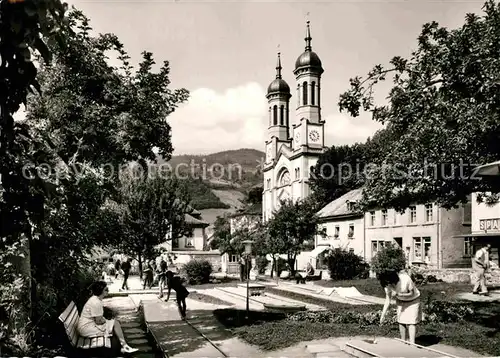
[{"x1": 262, "y1": 21, "x2": 327, "y2": 221}]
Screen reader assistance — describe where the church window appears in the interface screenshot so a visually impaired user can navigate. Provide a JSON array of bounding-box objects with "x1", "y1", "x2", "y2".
[
  {"x1": 279, "y1": 105, "x2": 284, "y2": 125},
  {"x1": 297, "y1": 168, "x2": 300, "y2": 179},
  {"x1": 311, "y1": 81, "x2": 316, "y2": 105},
  {"x1": 273, "y1": 105, "x2": 278, "y2": 125},
  {"x1": 302, "y1": 81, "x2": 308, "y2": 105},
  {"x1": 279, "y1": 171, "x2": 291, "y2": 186}
]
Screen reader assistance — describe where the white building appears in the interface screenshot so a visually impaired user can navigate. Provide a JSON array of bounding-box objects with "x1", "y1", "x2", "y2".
[
  {"x1": 364, "y1": 202, "x2": 471, "y2": 269},
  {"x1": 454, "y1": 192, "x2": 500, "y2": 266},
  {"x1": 262, "y1": 21, "x2": 327, "y2": 220},
  {"x1": 313, "y1": 189, "x2": 365, "y2": 270}
]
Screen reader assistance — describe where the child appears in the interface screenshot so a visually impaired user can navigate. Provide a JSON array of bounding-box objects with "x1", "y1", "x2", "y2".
[{"x1": 164, "y1": 271, "x2": 190, "y2": 320}]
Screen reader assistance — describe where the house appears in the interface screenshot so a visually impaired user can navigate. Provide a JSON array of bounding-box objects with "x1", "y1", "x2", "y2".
[
  {"x1": 450, "y1": 192, "x2": 500, "y2": 267},
  {"x1": 221, "y1": 203, "x2": 262, "y2": 275},
  {"x1": 365, "y1": 201, "x2": 471, "y2": 268},
  {"x1": 160, "y1": 207, "x2": 222, "y2": 271},
  {"x1": 313, "y1": 189, "x2": 365, "y2": 270},
  {"x1": 311, "y1": 187, "x2": 472, "y2": 270}
]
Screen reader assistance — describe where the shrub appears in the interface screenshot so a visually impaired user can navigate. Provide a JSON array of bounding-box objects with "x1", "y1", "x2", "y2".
[
  {"x1": 407, "y1": 266, "x2": 443, "y2": 285},
  {"x1": 255, "y1": 256, "x2": 269, "y2": 274},
  {"x1": 287, "y1": 297, "x2": 475, "y2": 326},
  {"x1": 423, "y1": 296, "x2": 474, "y2": 323},
  {"x1": 287, "y1": 309, "x2": 397, "y2": 326},
  {"x1": 325, "y1": 248, "x2": 369, "y2": 280},
  {"x1": 182, "y1": 260, "x2": 213, "y2": 285},
  {"x1": 370, "y1": 243, "x2": 406, "y2": 277}
]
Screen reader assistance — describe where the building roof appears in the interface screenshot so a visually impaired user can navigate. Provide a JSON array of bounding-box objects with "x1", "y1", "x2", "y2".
[
  {"x1": 185, "y1": 213, "x2": 209, "y2": 227},
  {"x1": 317, "y1": 188, "x2": 363, "y2": 219},
  {"x1": 229, "y1": 202, "x2": 262, "y2": 218}
]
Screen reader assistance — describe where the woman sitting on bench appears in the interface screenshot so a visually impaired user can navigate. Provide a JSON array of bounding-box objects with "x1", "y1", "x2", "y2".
[{"x1": 77, "y1": 281, "x2": 138, "y2": 354}]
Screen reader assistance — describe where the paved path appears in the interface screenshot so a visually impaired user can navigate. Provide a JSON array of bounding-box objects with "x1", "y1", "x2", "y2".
[
  {"x1": 269, "y1": 336, "x2": 484, "y2": 358},
  {"x1": 142, "y1": 296, "x2": 262, "y2": 357},
  {"x1": 104, "y1": 296, "x2": 162, "y2": 358}
]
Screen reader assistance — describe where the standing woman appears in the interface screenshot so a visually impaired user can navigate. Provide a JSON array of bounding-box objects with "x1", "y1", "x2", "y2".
[
  {"x1": 164, "y1": 270, "x2": 190, "y2": 320},
  {"x1": 379, "y1": 270, "x2": 422, "y2": 343},
  {"x1": 114, "y1": 259, "x2": 121, "y2": 279},
  {"x1": 77, "y1": 281, "x2": 138, "y2": 354}
]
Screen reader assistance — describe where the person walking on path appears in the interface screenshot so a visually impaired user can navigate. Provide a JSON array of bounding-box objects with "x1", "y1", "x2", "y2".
[
  {"x1": 379, "y1": 270, "x2": 422, "y2": 344},
  {"x1": 157, "y1": 259, "x2": 168, "y2": 298},
  {"x1": 78, "y1": 281, "x2": 138, "y2": 354},
  {"x1": 114, "y1": 259, "x2": 121, "y2": 279},
  {"x1": 120, "y1": 257, "x2": 131, "y2": 291},
  {"x1": 164, "y1": 270, "x2": 190, "y2": 320},
  {"x1": 239, "y1": 256, "x2": 245, "y2": 282},
  {"x1": 143, "y1": 260, "x2": 154, "y2": 290},
  {"x1": 472, "y1": 244, "x2": 491, "y2": 295}
]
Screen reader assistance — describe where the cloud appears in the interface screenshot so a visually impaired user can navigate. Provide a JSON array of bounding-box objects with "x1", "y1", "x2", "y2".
[
  {"x1": 324, "y1": 113, "x2": 384, "y2": 146},
  {"x1": 12, "y1": 83, "x2": 383, "y2": 156},
  {"x1": 168, "y1": 82, "x2": 268, "y2": 155},
  {"x1": 169, "y1": 83, "x2": 384, "y2": 155}
]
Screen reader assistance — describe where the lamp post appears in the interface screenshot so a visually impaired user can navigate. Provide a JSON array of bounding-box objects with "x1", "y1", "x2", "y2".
[{"x1": 242, "y1": 239, "x2": 253, "y2": 319}]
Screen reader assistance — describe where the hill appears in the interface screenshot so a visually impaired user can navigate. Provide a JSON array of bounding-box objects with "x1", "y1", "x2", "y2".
[
  {"x1": 158, "y1": 148, "x2": 264, "y2": 189},
  {"x1": 156, "y1": 148, "x2": 264, "y2": 224}
]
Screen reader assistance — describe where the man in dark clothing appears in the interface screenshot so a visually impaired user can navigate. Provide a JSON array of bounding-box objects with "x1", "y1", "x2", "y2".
[
  {"x1": 157, "y1": 259, "x2": 168, "y2": 298},
  {"x1": 120, "y1": 258, "x2": 131, "y2": 290},
  {"x1": 164, "y1": 271, "x2": 190, "y2": 320},
  {"x1": 239, "y1": 256, "x2": 245, "y2": 282}
]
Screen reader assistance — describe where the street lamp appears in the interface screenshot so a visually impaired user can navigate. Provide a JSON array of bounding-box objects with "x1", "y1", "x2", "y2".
[{"x1": 242, "y1": 240, "x2": 253, "y2": 319}]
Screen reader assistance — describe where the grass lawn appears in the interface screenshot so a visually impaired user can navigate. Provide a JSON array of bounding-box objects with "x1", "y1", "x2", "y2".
[
  {"x1": 211, "y1": 285, "x2": 500, "y2": 356},
  {"x1": 189, "y1": 292, "x2": 233, "y2": 306},
  {"x1": 314, "y1": 278, "x2": 473, "y2": 300},
  {"x1": 186, "y1": 277, "x2": 241, "y2": 290}
]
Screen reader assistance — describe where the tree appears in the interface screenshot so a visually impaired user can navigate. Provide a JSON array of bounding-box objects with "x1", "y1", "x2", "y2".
[
  {"x1": 338, "y1": 0, "x2": 500, "y2": 211},
  {"x1": 210, "y1": 215, "x2": 267, "y2": 256},
  {"x1": 0, "y1": 0, "x2": 68, "y2": 351},
  {"x1": 266, "y1": 199, "x2": 323, "y2": 276},
  {"x1": 246, "y1": 185, "x2": 263, "y2": 205},
  {"x1": 209, "y1": 216, "x2": 233, "y2": 254},
  {"x1": 115, "y1": 171, "x2": 192, "y2": 277},
  {"x1": 0, "y1": 6, "x2": 188, "y2": 353},
  {"x1": 310, "y1": 143, "x2": 366, "y2": 208}
]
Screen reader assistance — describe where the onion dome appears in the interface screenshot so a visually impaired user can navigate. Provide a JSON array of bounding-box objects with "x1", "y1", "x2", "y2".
[
  {"x1": 267, "y1": 52, "x2": 290, "y2": 95},
  {"x1": 294, "y1": 21, "x2": 323, "y2": 73}
]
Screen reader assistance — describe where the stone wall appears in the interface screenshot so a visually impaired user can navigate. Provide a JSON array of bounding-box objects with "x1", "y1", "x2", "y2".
[{"x1": 420, "y1": 267, "x2": 500, "y2": 285}]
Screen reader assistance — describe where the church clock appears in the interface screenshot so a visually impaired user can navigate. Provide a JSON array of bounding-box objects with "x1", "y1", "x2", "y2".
[
  {"x1": 266, "y1": 145, "x2": 272, "y2": 161},
  {"x1": 309, "y1": 129, "x2": 320, "y2": 142},
  {"x1": 294, "y1": 132, "x2": 300, "y2": 145}
]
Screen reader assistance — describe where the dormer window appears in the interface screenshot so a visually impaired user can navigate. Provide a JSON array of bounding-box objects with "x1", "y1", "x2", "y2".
[{"x1": 347, "y1": 201, "x2": 356, "y2": 212}]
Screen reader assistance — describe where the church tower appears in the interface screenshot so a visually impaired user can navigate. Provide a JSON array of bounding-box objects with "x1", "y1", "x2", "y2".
[
  {"x1": 266, "y1": 52, "x2": 291, "y2": 143},
  {"x1": 293, "y1": 21, "x2": 323, "y2": 123},
  {"x1": 262, "y1": 21, "x2": 327, "y2": 223}
]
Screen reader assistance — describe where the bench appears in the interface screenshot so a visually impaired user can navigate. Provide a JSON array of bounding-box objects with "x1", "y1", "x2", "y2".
[
  {"x1": 306, "y1": 271, "x2": 323, "y2": 281},
  {"x1": 58, "y1": 301, "x2": 119, "y2": 357},
  {"x1": 295, "y1": 270, "x2": 322, "y2": 283}
]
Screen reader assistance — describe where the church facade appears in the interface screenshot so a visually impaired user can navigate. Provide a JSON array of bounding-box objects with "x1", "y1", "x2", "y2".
[{"x1": 262, "y1": 21, "x2": 328, "y2": 221}]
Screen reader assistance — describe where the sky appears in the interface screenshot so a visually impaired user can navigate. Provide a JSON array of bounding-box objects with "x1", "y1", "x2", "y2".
[{"x1": 38, "y1": 0, "x2": 486, "y2": 155}]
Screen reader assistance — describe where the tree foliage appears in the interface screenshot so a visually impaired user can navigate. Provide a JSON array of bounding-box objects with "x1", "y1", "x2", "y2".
[
  {"x1": 338, "y1": 0, "x2": 500, "y2": 211},
  {"x1": 210, "y1": 214, "x2": 267, "y2": 257},
  {"x1": 115, "y1": 170, "x2": 193, "y2": 272},
  {"x1": 266, "y1": 199, "x2": 322, "y2": 275},
  {"x1": 1, "y1": 4, "x2": 189, "y2": 354},
  {"x1": 371, "y1": 244, "x2": 407, "y2": 277}
]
